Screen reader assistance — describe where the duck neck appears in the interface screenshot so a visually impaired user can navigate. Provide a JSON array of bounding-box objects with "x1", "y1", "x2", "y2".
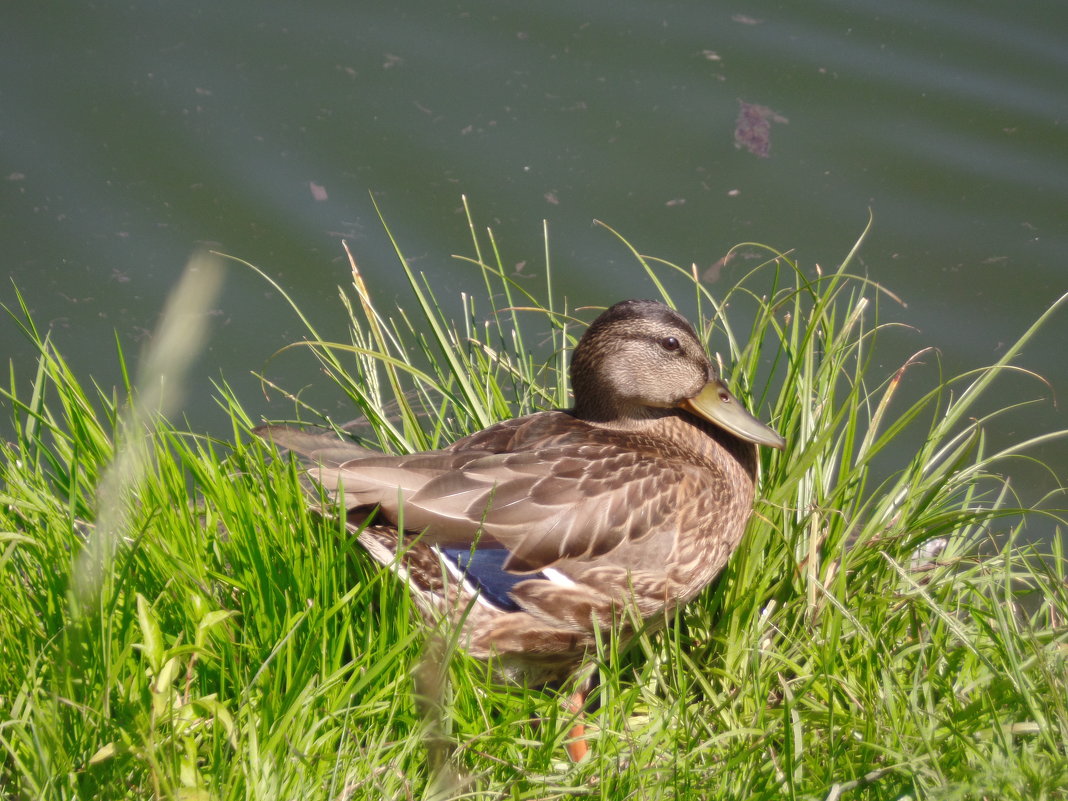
[
  {"x1": 571, "y1": 398, "x2": 668, "y2": 427},
  {"x1": 575, "y1": 405, "x2": 759, "y2": 481},
  {"x1": 665, "y1": 412, "x2": 759, "y2": 479}
]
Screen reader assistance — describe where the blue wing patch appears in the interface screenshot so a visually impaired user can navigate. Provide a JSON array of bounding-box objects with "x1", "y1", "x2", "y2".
[{"x1": 439, "y1": 547, "x2": 545, "y2": 612}]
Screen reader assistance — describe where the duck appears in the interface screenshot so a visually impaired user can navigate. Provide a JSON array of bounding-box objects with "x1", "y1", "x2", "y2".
[{"x1": 255, "y1": 298, "x2": 784, "y2": 760}]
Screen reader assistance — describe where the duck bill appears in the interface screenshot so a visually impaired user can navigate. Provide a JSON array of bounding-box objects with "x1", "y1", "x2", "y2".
[{"x1": 680, "y1": 378, "x2": 786, "y2": 450}]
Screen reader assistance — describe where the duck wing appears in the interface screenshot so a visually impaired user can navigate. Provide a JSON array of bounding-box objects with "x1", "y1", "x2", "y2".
[{"x1": 258, "y1": 416, "x2": 709, "y2": 574}]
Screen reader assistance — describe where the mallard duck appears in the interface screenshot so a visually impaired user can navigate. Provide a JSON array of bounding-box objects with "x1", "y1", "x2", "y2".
[{"x1": 256, "y1": 298, "x2": 784, "y2": 759}]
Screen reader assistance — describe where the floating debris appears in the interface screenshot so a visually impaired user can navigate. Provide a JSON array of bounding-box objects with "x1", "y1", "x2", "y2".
[
  {"x1": 702, "y1": 252, "x2": 733, "y2": 283},
  {"x1": 734, "y1": 100, "x2": 788, "y2": 158}
]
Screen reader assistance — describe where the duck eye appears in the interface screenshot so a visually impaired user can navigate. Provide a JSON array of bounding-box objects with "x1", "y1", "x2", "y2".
[{"x1": 660, "y1": 336, "x2": 681, "y2": 352}]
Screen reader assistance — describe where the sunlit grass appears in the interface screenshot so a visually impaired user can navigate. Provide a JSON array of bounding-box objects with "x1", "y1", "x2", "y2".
[{"x1": 1, "y1": 202, "x2": 1066, "y2": 800}]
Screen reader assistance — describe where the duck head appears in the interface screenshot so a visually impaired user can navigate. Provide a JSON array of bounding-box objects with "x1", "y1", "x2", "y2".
[{"x1": 570, "y1": 299, "x2": 785, "y2": 449}]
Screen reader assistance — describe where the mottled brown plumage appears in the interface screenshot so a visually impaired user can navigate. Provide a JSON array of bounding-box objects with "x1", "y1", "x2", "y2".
[{"x1": 256, "y1": 299, "x2": 784, "y2": 755}]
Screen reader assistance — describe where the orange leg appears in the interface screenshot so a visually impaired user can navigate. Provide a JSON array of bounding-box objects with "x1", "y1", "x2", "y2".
[{"x1": 564, "y1": 689, "x2": 588, "y2": 762}]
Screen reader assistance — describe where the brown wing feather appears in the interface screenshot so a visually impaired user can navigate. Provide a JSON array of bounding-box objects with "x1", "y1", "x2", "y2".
[{"x1": 297, "y1": 412, "x2": 710, "y2": 573}]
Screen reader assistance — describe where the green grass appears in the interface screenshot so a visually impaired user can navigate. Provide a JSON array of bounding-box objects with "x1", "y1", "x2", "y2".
[{"x1": 2, "y1": 202, "x2": 1066, "y2": 800}]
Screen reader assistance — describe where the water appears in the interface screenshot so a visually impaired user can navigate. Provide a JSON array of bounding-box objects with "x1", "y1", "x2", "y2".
[{"x1": 2, "y1": 1, "x2": 1065, "y2": 527}]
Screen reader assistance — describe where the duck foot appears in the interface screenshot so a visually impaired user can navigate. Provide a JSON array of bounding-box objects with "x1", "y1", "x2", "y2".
[{"x1": 564, "y1": 689, "x2": 588, "y2": 762}]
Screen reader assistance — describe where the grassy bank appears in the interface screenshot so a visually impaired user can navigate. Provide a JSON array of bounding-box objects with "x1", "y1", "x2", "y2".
[{"x1": 2, "y1": 207, "x2": 1066, "y2": 800}]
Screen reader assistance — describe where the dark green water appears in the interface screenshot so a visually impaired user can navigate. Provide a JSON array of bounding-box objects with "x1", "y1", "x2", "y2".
[{"x1": 3, "y1": 2, "x2": 1065, "y2": 526}]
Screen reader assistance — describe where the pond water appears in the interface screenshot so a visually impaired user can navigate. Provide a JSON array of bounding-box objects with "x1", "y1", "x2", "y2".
[{"x1": 2, "y1": 1, "x2": 1065, "y2": 534}]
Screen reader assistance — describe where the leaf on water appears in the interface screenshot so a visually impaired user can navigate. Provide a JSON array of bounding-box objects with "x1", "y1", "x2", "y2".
[{"x1": 734, "y1": 100, "x2": 789, "y2": 158}]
